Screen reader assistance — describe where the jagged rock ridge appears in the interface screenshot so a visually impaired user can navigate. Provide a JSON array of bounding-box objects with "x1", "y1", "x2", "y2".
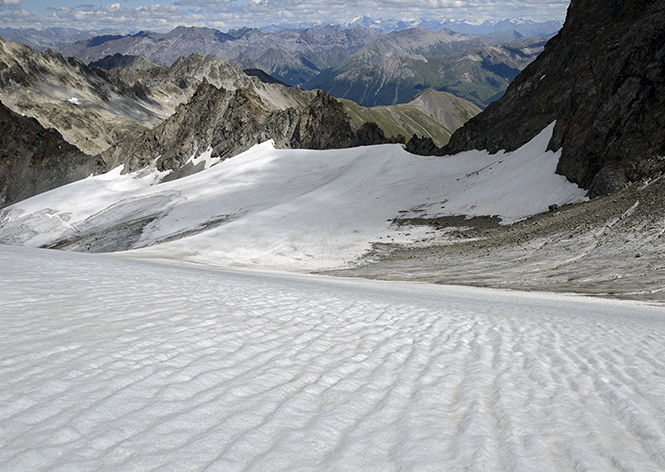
[
  {"x1": 100, "y1": 82, "x2": 400, "y2": 180},
  {"x1": 442, "y1": 0, "x2": 665, "y2": 197},
  {"x1": 1, "y1": 36, "x2": 474, "y2": 156}
]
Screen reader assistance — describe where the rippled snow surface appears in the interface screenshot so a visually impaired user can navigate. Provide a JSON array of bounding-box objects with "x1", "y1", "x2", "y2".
[{"x1": 1, "y1": 245, "x2": 665, "y2": 471}]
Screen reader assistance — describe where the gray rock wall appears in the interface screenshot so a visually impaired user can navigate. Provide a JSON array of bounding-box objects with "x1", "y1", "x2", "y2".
[
  {"x1": 99, "y1": 82, "x2": 395, "y2": 181},
  {"x1": 0, "y1": 101, "x2": 93, "y2": 208},
  {"x1": 442, "y1": 0, "x2": 665, "y2": 197}
]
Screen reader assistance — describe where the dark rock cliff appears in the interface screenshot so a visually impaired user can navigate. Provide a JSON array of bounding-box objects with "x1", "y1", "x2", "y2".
[
  {"x1": 442, "y1": 0, "x2": 665, "y2": 197},
  {"x1": 0, "y1": 101, "x2": 92, "y2": 208}
]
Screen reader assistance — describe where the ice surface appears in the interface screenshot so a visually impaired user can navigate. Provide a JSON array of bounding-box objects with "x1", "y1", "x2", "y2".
[
  {"x1": 0, "y1": 123, "x2": 587, "y2": 271},
  {"x1": 1, "y1": 245, "x2": 664, "y2": 471}
]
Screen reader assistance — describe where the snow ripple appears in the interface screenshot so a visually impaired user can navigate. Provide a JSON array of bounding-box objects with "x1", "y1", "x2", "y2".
[{"x1": 1, "y1": 246, "x2": 664, "y2": 471}]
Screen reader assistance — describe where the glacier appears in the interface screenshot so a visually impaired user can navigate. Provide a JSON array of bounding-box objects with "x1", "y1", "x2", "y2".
[
  {"x1": 1, "y1": 245, "x2": 664, "y2": 471},
  {"x1": 0, "y1": 123, "x2": 586, "y2": 271}
]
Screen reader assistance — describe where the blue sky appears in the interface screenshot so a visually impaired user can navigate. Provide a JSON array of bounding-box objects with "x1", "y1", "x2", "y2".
[{"x1": 1, "y1": 0, "x2": 570, "y2": 32}]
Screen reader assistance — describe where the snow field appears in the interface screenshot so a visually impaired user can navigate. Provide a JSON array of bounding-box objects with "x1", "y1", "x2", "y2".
[
  {"x1": 1, "y1": 245, "x2": 664, "y2": 471},
  {"x1": 0, "y1": 123, "x2": 586, "y2": 271}
]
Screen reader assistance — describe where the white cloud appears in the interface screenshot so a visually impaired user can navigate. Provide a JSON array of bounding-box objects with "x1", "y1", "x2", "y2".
[
  {"x1": 0, "y1": 0, "x2": 21, "y2": 7},
  {"x1": 2, "y1": 0, "x2": 570, "y2": 31},
  {"x1": 0, "y1": 7, "x2": 35, "y2": 21}
]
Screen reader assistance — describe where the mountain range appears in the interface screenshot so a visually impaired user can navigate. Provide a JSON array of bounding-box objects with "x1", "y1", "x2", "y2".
[
  {"x1": 56, "y1": 25, "x2": 382, "y2": 87},
  {"x1": 0, "y1": 27, "x2": 131, "y2": 51},
  {"x1": 304, "y1": 28, "x2": 546, "y2": 107},
  {"x1": 0, "y1": 18, "x2": 561, "y2": 52},
  {"x1": 29, "y1": 22, "x2": 554, "y2": 109},
  {"x1": 341, "y1": 17, "x2": 562, "y2": 37}
]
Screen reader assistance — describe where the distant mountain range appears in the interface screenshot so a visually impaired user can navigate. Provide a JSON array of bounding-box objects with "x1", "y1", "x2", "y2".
[
  {"x1": 304, "y1": 28, "x2": 546, "y2": 108},
  {"x1": 0, "y1": 20, "x2": 562, "y2": 53},
  {"x1": 341, "y1": 17, "x2": 562, "y2": 37},
  {"x1": 257, "y1": 17, "x2": 562, "y2": 37},
  {"x1": 1, "y1": 18, "x2": 560, "y2": 109},
  {"x1": 55, "y1": 25, "x2": 383, "y2": 88},
  {"x1": 45, "y1": 25, "x2": 549, "y2": 109},
  {"x1": 0, "y1": 27, "x2": 131, "y2": 51}
]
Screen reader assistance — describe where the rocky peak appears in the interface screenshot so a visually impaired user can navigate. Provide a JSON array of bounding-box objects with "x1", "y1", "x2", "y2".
[
  {"x1": 291, "y1": 90, "x2": 356, "y2": 149},
  {"x1": 442, "y1": 0, "x2": 665, "y2": 196}
]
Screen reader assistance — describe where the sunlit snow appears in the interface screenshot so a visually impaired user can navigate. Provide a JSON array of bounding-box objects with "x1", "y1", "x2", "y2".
[
  {"x1": 0, "y1": 123, "x2": 586, "y2": 271},
  {"x1": 1, "y1": 245, "x2": 664, "y2": 471},
  {"x1": 2, "y1": 123, "x2": 658, "y2": 471}
]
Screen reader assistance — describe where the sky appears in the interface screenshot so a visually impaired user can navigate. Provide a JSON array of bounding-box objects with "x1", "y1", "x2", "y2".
[{"x1": 0, "y1": 0, "x2": 570, "y2": 33}]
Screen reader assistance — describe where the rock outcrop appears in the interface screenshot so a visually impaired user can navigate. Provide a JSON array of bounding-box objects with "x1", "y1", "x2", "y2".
[
  {"x1": 442, "y1": 0, "x2": 665, "y2": 197},
  {"x1": 99, "y1": 82, "x2": 397, "y2": 180},
  {"x1": 0, "y1": 101, "x2": 93, "y2": 208}
]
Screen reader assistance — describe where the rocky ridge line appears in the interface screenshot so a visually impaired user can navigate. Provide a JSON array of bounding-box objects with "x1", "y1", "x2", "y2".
[{"x1": 99, "y1": 81, "x2": 401, "y2": 180}]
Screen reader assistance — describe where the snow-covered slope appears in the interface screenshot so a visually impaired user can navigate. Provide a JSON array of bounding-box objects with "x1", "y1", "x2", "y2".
[
  {"x1": 1, "y1": 245, "x2": 664, "y2": 471},
  {"x1": 0, "y1": 123, "x2": 586, "y2": 271}
]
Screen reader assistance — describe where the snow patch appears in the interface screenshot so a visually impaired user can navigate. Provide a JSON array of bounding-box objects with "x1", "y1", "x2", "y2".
[{"x1": 186, "y1": 147, "x2": 221, "y2": 170}]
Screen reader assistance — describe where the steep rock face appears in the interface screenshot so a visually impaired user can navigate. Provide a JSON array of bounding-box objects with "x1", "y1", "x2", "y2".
[
  {"x1": 0, "y1": 101, "x2": 92, "y2": 208},
  {"x1": 443, "y1": 0, "x2": 665, "y2": 196},
  {"x1": 99, "y1": 83, "x2": 390, "y2": 180},
  {"x1": 289, "y1": 91, "x2": 357, "y2": 149}
]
